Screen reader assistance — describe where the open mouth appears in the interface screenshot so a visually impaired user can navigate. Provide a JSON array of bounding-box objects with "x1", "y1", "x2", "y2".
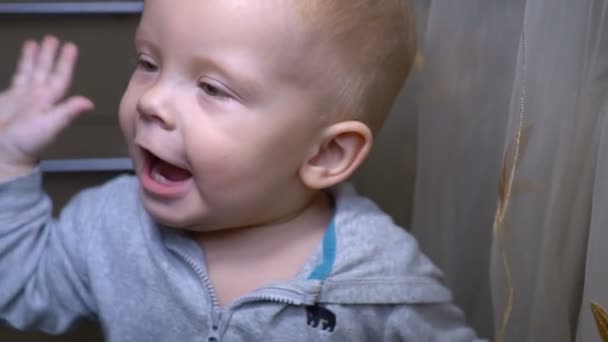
[
  {"x1": 145, "y1": 149, "x2": 192, "y2": 183},
  {"x1": 140, "y1": 148, "x2": 192, "y2": 197}
]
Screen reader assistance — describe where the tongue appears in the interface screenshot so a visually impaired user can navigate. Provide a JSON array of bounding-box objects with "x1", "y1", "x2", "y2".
[{"x1": 155, "y1": 159, "x2": 192, "y2": 182}]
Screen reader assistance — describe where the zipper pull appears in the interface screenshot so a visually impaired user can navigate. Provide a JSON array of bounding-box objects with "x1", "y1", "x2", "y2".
[
  {"x1": 207, "y1": 307, "x2": 222, "y2": 342},
  {"x1": 211, "y1": 307, "x2": 222, "y2": 332}
]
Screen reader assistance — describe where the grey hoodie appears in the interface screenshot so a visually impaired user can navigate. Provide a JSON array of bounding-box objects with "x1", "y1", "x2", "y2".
[{"x1": 0, "y1": 170, "x2": 483, "y2": 341}]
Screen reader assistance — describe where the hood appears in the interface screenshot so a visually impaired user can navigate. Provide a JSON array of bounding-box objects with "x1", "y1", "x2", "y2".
[{"x1": 300, "y1": 183, "x2": 453, "y2": 305}]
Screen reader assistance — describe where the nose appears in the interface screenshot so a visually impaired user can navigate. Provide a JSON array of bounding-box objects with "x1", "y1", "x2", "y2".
[{"x1": 136, "y1": 80, "x2": 177, "y2": 130}]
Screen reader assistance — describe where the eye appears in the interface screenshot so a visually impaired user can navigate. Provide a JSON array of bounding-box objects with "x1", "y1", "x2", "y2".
[
  {"x1": 136, "y1": 55, "x2": 158, "y2": 72},
  {"x1": 199, "y1": 82, "x2": 231, "y2": 99}
]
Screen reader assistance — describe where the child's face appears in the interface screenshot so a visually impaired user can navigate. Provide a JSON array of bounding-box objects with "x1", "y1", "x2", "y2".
[{"x1": 119, "y1": 0, "x2": 329, "y2": 230}]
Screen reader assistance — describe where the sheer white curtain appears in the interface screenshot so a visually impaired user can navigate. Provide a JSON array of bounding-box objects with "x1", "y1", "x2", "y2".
[{"x1": 408, "y1": 0, "x2": 608, "y2": 340}]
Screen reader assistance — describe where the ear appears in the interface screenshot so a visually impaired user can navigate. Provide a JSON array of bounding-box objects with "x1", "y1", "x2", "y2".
[{"x1": 300, "y1": 121, "x2": 373, "y2": 190}]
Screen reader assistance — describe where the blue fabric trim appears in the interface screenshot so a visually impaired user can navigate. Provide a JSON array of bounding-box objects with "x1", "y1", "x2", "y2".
[{"x1": 308, "y1": 218, "x2": 337, "y2": 280}]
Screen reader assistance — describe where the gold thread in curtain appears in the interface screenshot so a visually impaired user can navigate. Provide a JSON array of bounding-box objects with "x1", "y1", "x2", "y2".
[
  {"x1": 591, "y1": 302, "x2": 608, "y2": 342},
  {"x1": 493, "y1": 30, "x2": 527, "y2": 342}
]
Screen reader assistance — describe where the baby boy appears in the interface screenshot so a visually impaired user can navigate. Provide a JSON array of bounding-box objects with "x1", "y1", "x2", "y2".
[{"x1": 0, "y1": 1, "x2": 481, "y2": 341}]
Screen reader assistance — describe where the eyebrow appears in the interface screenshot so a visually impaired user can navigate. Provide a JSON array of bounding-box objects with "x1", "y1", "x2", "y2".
[{"x1": 134, "y1": 36, "x2": 158, "y2": 57}]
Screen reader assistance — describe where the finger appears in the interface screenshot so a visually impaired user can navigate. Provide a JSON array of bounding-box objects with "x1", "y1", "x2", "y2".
[
  {"x1": 48, "y1": 42, "x2": 78, "y2": 101},
  {"x1": 11, "y1": 40, "x2": 38, "y2": 88},
  {"x1": 39, "y1": 96, "x2": 94, "y2": 137},
  {"x1": 31, "y1": 35, "x2": 60, "y2": 85}
]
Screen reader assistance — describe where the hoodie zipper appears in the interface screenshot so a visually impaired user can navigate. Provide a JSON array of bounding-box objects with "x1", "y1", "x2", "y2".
[
  {"x1": 226, "y1": 287, "x2": 316, "y2": 310},
  {"x1": 172, "y1": 249, "x2": 223, "y2": 341},
  {"x1": 173, "y1": 249, "x2": 317, "y2": 341}
]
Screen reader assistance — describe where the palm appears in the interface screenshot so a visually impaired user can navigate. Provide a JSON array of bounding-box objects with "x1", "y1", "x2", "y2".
[{"x1": 0, "y1": 36, "x2": 93, "y2": 169}]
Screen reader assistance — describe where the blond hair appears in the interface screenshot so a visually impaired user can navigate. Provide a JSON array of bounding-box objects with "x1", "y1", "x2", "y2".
[{"x1": 294, "y1": 0, "x2": 416, "y2": 132}]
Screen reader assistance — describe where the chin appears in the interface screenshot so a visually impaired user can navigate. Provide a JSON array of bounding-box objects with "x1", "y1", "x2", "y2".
[
  {"x1": 140, "y1": 194, "x2": 198, "y2": 229},
  {"x1": 151, "y1": 216, "x2": 191, "y2": 229}
]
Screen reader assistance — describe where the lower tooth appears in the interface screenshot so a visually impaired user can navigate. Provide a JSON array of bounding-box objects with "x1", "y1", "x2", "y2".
[{"x1": 152, "y1": 168, "x2": 170, "y2": 184}]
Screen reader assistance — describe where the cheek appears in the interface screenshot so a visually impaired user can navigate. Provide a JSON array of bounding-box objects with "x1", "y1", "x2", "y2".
[
  {"x1": 185, "y1": 135, "x2": 262, "y2": 193},
  {"x1": 118, "y1": 90, "x2": 138, "y2": 141},
  {"x1": 202, "y1": 142, "x2": 297, "y2": 189},
  {"x1": 183, "y1": 117, "x2": 314, "y2": 190},
  {"x1": 190, "y1": 145, "x2": 249, "y2": 184}
]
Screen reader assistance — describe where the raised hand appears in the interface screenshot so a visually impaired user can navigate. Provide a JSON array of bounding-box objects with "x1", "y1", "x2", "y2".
[{"x1": 0, "y1": 36, "x2": 94, "y2": 180}]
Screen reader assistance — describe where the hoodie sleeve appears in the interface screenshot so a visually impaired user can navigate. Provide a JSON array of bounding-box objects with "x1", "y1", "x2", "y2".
[
  {"x1": 385, "y1": 302, "x2": 486, "y2": 342},
  {"x1": 0, "y1": 169, "x2": 98, "y2": 334}
]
